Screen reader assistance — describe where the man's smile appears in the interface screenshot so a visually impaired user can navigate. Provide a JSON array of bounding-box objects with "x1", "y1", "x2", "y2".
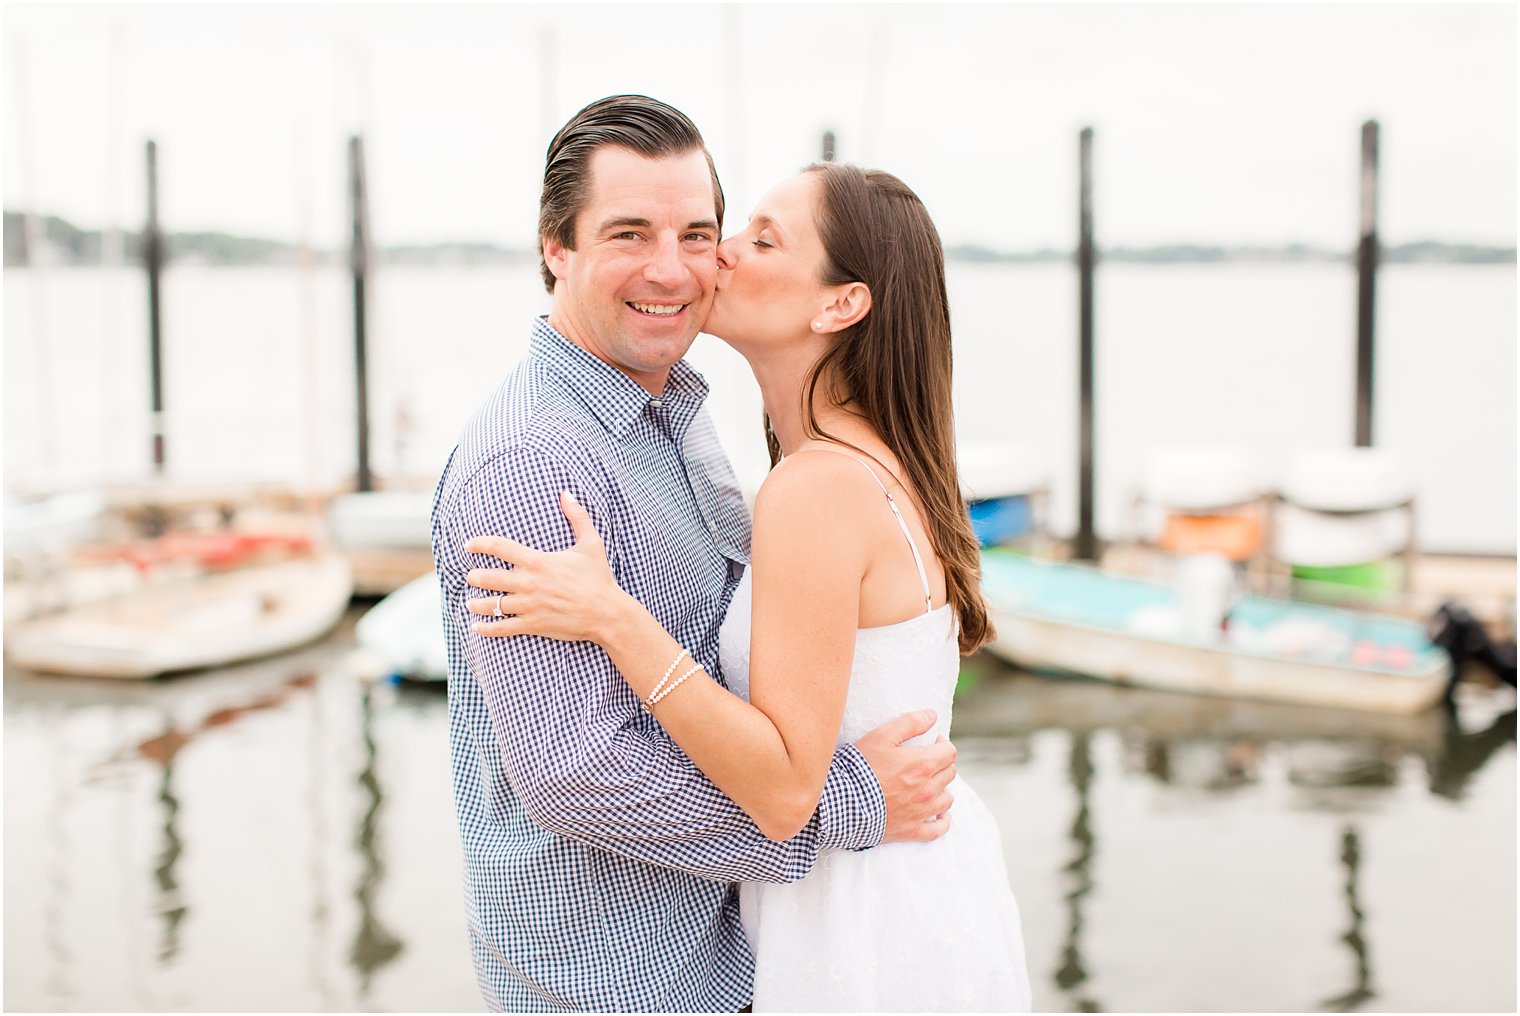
[{"x1": 627, "y1": 301, "x2": 687, "y2": 317}]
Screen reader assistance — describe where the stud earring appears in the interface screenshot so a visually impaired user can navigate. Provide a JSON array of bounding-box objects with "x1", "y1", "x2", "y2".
[{"x1": 812, "y1": 321, "x2": 822, "y2": 331}]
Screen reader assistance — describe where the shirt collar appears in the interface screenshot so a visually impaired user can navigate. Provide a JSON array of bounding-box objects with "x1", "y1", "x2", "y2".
[{"x1": 529, "y1": 316, "x2": 711, "y2": 440}]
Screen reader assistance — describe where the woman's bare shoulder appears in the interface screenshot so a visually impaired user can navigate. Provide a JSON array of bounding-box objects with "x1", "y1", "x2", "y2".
[
  {"x1": 753, "y1": 446, "x2": 884, "y2": 552},
  {"x1": 756, "y1": 445, "x2": 879, "y2": 507},
  {"x1": 751, "y1": 449, "x2": 877, "y2": 585}
]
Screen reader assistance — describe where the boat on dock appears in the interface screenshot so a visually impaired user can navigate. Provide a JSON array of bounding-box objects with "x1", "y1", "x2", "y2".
[
  {"x1": 327, "y1": 490, "x2": 436, "y2": 595},
  {"x1": 5, "y1": 540, "x2": 353, "y2": 680},
  {"x1": 979, "y1": 549, "x2": 1451, "y2": 714},
  {"x1": 351, "y1": 571, "x2": 446, "y2": 683},
  {"x1": 4, "y1": 491, "x2": 107, "y2": 561}
]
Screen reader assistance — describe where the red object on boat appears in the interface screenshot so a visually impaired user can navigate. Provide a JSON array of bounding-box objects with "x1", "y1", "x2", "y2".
[{"x1": 87, "y1": 531, "x2": 315, "y2": 572}]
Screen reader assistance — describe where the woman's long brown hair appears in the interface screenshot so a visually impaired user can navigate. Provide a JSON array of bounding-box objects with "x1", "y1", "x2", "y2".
[{"x1": 764, "y1": 162, "x2": 992, "y2": 653}]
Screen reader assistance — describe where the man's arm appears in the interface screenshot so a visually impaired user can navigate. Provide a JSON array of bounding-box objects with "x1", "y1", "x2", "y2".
[
  {"x1": 464, "y1": 457, "x2": 961, "y2": 845},
  {"x1": 443, "y1": 443, "x2": 885, "y2": 884}
]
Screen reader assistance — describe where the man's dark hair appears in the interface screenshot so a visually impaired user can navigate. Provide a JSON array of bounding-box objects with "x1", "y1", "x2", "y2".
[{"x1": 537, "y1": 94, "x2": 724, "y2": 293}]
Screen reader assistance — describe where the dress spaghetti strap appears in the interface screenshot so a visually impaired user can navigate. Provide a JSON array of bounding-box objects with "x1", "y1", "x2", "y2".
[{"x1": 810, "y1": 448, "x2": 935, "y2": 614}]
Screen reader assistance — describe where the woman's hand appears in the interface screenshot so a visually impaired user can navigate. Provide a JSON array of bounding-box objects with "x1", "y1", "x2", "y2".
[{"x1": 465, "y1": 491, "x2": 630, "y2": 645}]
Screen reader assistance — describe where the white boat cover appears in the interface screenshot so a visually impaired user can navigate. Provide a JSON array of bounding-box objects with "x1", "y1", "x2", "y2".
[
  {"x1": 958, "y1": 441, "x2": 1049, "y2": 501},
  {"x1": 1141, "y1": 446, "x2": 1265, "y2": 510},
  {"x1": 1280, "y1": 448, "x2": 1414, "y2": 511},
  {"x1": 1273, "y1": 502, "x2": 1414, "y2": 567}
]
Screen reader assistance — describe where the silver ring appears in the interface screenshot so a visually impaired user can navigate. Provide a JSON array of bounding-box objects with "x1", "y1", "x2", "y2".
[{"x1": 493, "y1": 595, "x2": 505, "y2": 618}]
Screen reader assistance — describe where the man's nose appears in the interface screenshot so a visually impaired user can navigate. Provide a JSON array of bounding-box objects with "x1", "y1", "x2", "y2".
[{"x1": 644, "y1": 234, "x2": 686, "y2": 287}]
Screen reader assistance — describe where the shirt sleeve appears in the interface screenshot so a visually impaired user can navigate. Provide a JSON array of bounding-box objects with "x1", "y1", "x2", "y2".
[{"x1": 443, "y1": 442, "x2": 885, "y2": 884}]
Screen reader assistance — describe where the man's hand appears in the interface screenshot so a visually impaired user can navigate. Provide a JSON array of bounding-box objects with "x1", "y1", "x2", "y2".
[{"x1": 854, "y1": 710, "x2": 957, "y2": 844}]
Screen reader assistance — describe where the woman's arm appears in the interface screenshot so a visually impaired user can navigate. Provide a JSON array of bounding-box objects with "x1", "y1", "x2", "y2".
[{"x1": 466, "y1": 452, "x2": 867, "y2": 842}]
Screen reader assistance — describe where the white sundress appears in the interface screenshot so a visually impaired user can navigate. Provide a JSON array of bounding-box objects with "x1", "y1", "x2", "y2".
[{"x1": 717, "y1": 455, "x2": 1032, "y2": 1012}]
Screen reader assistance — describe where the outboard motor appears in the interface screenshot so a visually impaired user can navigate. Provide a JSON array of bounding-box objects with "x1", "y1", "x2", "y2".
[{"x1": 1427, "y1": 600, "x2": 1518, "y2": 699}]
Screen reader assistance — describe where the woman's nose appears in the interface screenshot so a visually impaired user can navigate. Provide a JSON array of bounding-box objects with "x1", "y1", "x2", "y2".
[{"x1": 716, "y1": 236, "x2": 738, "y2": 272}]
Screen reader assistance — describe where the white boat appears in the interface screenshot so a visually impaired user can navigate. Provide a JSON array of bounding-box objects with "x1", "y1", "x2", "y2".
[
  {"x1": 327, "y1": 490, "x2": 434, "y2": 550},
  {"x1": 1273, "y1": 448, "x2": 1417, "y2": 594},
  {"x1": 6, "y1": 552, "x2": 354, "y2": 679},
  {"x1": 959, "y1": 440, "x2": 1049, "y2": 546},
  {"x1": 352, "y1": 571, "x2": 446, "y2": 683},
  {"x1": 979, "y1": 550, "x2": 1450, "y2": 715},
  {"x1": 3, "y1": 491, "x2": 106, "y2": 560},
  {"x1": 327, "y1": 490, "x2": 436, "y2": 595}
]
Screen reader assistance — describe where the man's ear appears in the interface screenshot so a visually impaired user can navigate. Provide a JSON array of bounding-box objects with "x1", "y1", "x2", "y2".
[
  {"x1": 816, "y1": 281, "x2": 872, "y2": 334},
  {"x1": 542, "y1": 234, "x2": 571, "y2": 283}
]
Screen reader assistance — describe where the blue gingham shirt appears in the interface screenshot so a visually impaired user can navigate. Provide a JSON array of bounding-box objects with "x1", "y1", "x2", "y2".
[{"x1": 432, "y1": 318, "x2": 888, "y2": 1012}]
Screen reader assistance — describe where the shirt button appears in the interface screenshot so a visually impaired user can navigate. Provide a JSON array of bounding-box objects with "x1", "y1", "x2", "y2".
[{"x1": 649, "y1": 398, "x2": 665, "y2": 409}]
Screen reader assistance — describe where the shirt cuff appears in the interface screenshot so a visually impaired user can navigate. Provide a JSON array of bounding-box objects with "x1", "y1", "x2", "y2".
[{"x1": 815, "y1": 743, "x2": 887, "y2": 852}]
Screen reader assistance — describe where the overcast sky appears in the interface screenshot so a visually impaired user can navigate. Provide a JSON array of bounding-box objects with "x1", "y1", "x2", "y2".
[{"x1": 5, "y1": 3, "x2": 1515, "y2": 251}]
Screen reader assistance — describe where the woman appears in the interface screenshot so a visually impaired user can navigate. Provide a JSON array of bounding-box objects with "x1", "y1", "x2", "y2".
[{"x1": 465, "y1": 163, "x2": 1030, "y2": 1011}]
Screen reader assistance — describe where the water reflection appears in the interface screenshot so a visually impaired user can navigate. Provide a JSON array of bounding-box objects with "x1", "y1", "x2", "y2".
[
  {"x1": 1320, "y1": 826, "x2": 1375, "y2": 1013},
  {"x1": 137, "y1": 715, "x2": 190, "y2": 966},
  {"x1": 1131, "y1": 736, "x2": 1262, "y2": 792},
  {"x1": 954, "y1": 658, "x2": 1515, "y2": 1012},
  {"x1": 43, "y1": 714, "x2": 72, "y2": 1008},
  {"x1": 151, "y1": 758, "x2": 187, "y2": 963},
  {"x1": 350, "y1": 685, "x2": 403, "y2": 997},
  {"x1": 306, "y1": 673, "x2": 337, "y2": 1010},
  {"x1": 1054, "y1": 732, "x2": 1101, "y2": 1013},
  {"x1": 3, "y1": 638, "x2": 1512, "y2": 1012},
  {"x1": 957, "y1": 659, "x2": 1510, "y2": 792},
  {"x1": 1430, "y1": 705, "x2": 1517, "y2": 801},
  {"x1": 1289, "y1": 745, "x2": 1399, "y2": 792},
  {"x1": 129, "y1": 677, "x2": 322, "y2": 967}
]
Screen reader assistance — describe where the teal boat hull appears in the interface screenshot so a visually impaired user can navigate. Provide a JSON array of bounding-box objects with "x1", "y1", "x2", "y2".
[{"x1": 978, "y1": 551, "x2": 1450, "y2": 714}]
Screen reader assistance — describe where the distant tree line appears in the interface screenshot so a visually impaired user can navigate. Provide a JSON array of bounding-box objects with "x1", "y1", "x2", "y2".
[
  {"x1": 5, "y1": 210, "x2": 1514, "y2": 268},
  {"x1": 3, "y1": 212, "x2": 305, "y2": 266},
  {"x1": 945, "y1": 241, "x2": 1517, "y2": 265}
]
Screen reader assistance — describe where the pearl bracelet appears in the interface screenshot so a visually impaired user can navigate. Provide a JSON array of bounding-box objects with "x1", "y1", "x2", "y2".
[
  {"x1": 644, "y1": 647, "x2": 689, "y2": 711},
  {"x1": 648, "y1": 662, "x2": 704, "y2": 708}
]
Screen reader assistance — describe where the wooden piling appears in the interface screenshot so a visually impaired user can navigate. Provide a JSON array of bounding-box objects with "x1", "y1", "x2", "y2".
[
  {"x1": 821, "y1": 130, "x2": 836, "y2": 163},
  {"x1": 145, "y1": 139, "x2": 166, "y2": 473},
  {"x1": 1355, "y1": 120, "x2": 1379, "y2": 448},
  {"x1": 349, "y1": 135, "x2": 373, "y2": 493},
  {"x1": 1074, "y1": 127, "x2": 1097, "y2": 561}
]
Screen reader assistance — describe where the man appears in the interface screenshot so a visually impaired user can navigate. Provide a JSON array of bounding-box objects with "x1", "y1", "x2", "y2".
[{"x1": 431, "y1": 94, "x2": 957, "y2": 1013}]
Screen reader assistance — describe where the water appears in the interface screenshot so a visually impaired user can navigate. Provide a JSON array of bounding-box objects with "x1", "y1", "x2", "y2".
[
  {"x1": 3, "y1": 615, "x2": 476, "y2": 1013},
  {"x1": 4, "y1": 259, "x2": 1516, "y2": 1010},
  {"x1": 4, "y1": 620, "x2": 1514, "y2": 1012},
  {"x1": 3, "y1": 261, "x2": 1515, "y2": 554}
]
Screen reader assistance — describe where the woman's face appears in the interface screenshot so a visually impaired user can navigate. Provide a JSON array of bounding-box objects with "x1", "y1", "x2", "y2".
[{"x1": 704, "y1": 172, "x2": 833, "y2": 354}]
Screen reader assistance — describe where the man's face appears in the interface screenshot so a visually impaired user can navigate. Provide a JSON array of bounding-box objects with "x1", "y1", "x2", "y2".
[{"x1": 544, "y1": 146, "x2": 720, "y2": 394}]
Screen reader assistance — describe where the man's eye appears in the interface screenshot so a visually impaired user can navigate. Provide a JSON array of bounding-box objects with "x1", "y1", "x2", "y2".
[
  {"x1": 684, "y1": 233, "x2": 715, "y2": 243},
  {"x1": 613, "y1": 231, "x2": 641, "y2": 241}
]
